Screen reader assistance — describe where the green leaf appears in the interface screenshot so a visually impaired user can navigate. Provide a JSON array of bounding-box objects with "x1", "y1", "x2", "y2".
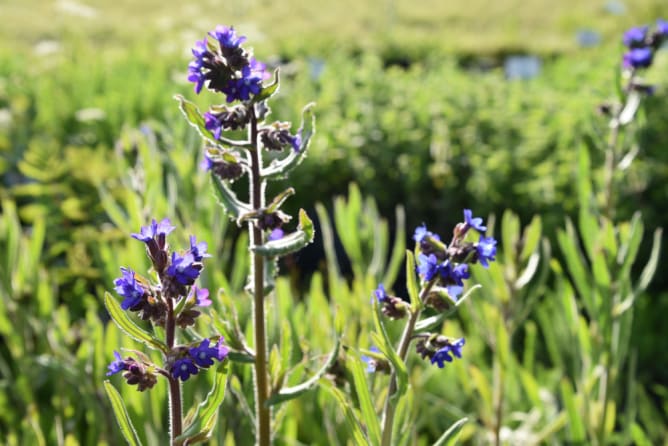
[
  {"x1": 433, "y1": 417, "x2": 468, "y2": 446},
  {"x1": 104, "y1": 292, "x2": 168, "y2": 353},
  {"x1": 405, "y1": 250, "x2": 420, "y2": 311},
  {"x1": 176, "y1": 363, "x2": 229, "y2": 444},
  {"x1": 104, "y1": 381, "x2": 143, "y2": 446},
  {"x1": 261, "y1": 103, "x2": 316, "y2": 180},
  {"x1": 253, "y1": 209, "x2": 315, "y2": 257},
  {"x1": 320, "y1": 380, "x2": 368, "y2": 444},
  {"x1": 560, "y1": 378, "x2": 586, "y2": 441},
  {"x1": 266, "y1": 335, "x2": 340, "y2": 406},
  {"x1": 349, "y1": 350, "x2": 381, "y2": 446},
  {"x1": 636, "y1": 227, "x2": 662, "y2": 293},
  {"x1": 210, "y1": 173, "x2": 251, "y2": 222},
  {"x1": 174, "y1": 95, "x2": 217, "y2": 144},
  {"x1": 253, "y1": 68, "x2": 280, "y2": 103},
  {"x1": 381, "y1": 205, "x2": 406, "y2": 288},
  {"x1": 371, "y1": 302, "x2": 408, "y2": 399}
]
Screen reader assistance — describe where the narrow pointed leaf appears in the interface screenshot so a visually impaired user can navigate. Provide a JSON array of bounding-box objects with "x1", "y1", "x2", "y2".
[
  {"x1": 176, "y1": 363, "x2": 229, "y2": 444},
  {"x1": 433, "y1": 417, "x2": 468, "y2": 446},
  {"x1": 104, "y1": 292, "x2": 168, "y2": 353},
  {"x1": 636, "y1": 227, "x2": 662, "y2": 292},
  {"x1": 104, "y1": 381, "x2": 143, "y2": 446},
  {"x1": 320, "y1": 380, "x2": 368, "y2": 444},
  {"x1": 371, "y1": 302, "x2": 408, "y2": 398},
  {"x1": 405, "y1": 250, "x2": 421, "y2": 311},
  {"x1": 174, "y1": 95, "x2": 217, "y2": 144},
  {"x1": 349, "y1": 351, "x2": 382, "y2": 446},
  {"x1": 253, "y1": 209, "x2": 314, "y2": 257},
  {"x1": 266, "y1": 335, "x2": 340, "y2": 406},
  {"x1": 210, "y1": 173, "x2": 251, "y2": 222}
]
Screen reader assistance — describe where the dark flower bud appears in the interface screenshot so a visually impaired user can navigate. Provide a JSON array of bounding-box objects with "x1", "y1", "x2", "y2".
[
  {"x1": 257, "y1": 210, "x2": 291, "y2": 231},
  {"x1": 372, "y1": 284, "x2": 409, "y2": 319},
  {"x1": 107, "y1": 353, "x2": 158, "y2": 392},
  {"x1": 176, "y1": 308, "x2": 201, "y2": 328},
  {"x1": 259, "y1": 121, "x2": 301, "y2": 152},
  {"x1": 204, "y1": 105, "x2": 250, "y2": 138}
]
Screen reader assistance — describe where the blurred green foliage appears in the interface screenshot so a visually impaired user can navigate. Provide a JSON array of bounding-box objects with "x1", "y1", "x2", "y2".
[{"x1": 1, "y1": 5, "x2": 668, "y2": 444}]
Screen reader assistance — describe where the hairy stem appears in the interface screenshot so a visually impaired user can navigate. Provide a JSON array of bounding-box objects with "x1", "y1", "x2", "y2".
[
  {"x1": 380, "y1": 280, "x2": 435, "y2": 446},
  {"x1": 165, "y1": 298, "x2": 183, "y2": 445},
  {"x1": 249, "y1": 107, "x2": 271, "y2": 446}
]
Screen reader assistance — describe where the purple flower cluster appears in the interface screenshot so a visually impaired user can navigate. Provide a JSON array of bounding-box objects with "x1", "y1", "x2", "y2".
[
  {"x1": 414, "y1": 209, "x2": 496, "y2": 301},
  {"x1": 106, "y1": 351, "x2": 158, "y2": 391},
  {"x1": 188, "y1": 25, "x2": 269, "y2": 102},
  {"x1": 171, "y1": 338, "x2": 229, "y2": 381},
  {"x1": 621, "y1": 19, "x2": 668, "y2": 70},
  {"x1": 431, "y1": 338, "x2": 465, "y2": 368},
  {"x1": 416, "y1": 335, "x2": 466, "y2": 369}
]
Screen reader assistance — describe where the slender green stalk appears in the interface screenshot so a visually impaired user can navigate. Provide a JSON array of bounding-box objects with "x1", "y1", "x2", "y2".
[
  {"x1": 380, "y1": 280, "x2": 435, "y2": 446},
  {"x1": 248, "y1": 108, "x2": 271, "y2": 446},
  {"x1": 165, "y1": 297, "x2": 183, "y2": 445}
]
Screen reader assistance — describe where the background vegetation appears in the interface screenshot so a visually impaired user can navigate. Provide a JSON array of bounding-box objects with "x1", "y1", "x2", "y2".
[{"x1": 1, "y1": 0, "x2": 667, "y2": 444}]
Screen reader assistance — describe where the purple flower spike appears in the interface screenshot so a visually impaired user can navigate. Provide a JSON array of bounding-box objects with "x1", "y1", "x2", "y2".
[
  {"x1": 431, "y1": 338, "x2": 465, "y2": 368},
  {"x1": 172, "y1": 358, "x2": 199, "y2": 381},
  {"x1": 167, "y1": 252, "x2": 201, "y2": 285},
  {"x1": 114, "y1": 267, "x2": 146, "y2": 310},
  {"x1": 463, "y1": 209, "x2": 487, "y2": 233},
  {"x1": 106, "y1": 351, "x2": 127, "y2": 376},
  {"x1": 476, "y1": 236, "x2": 498, "y2": 268}
]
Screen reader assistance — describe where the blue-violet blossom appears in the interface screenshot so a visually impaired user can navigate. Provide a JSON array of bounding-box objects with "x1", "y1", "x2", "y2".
[
  {"x1": 172, "y1": 358, "x2": 199, "y2": 381},
  {"x1": 114, "y1": 267, "x2": 146, "y2": 310},
  {"x1": 431, "y1": 338, "x2": 466, "y2": 368}
]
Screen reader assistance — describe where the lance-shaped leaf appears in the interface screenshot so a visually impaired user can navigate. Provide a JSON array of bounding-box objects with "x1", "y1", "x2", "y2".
[
  {"x1": 261, "y1": 103, "x2": 316, "y2": 180},
  {"x1": 174, "y1": 95, "x2": 217, "y2": 144},
  {"x1": 321, "y1": 380, "x2": 369, "y2": 444},
  {"x1": 267, "y1": 187, "x2": 295, "y2": 213},
  {"x1": 176, "y1": 363, "x2": 229, "y2": 444},
  {"x1": 104, "y1": 292, "x2": 168, "y2": 353},
  {"x1": 252, "y1": 68, "x2": 280, "y2": 103},
  {"x1": 349, "y1": 350, "x2": 382, "y2": 446},
  {"x1": 210, "y1": 173, "x2": 251, "y2": 223},
  {"x1": 433, "y1": 417, "x2": 468, "y2": 446},
  {"x1": 266, "y1": 335, "x2": 340, "y2": 406},
  {"x1": 252, "y1": 209, "x2": 315, "y2": 257},
  {"x1": 371, "y1": 301, "x2": 408, "y2": 399},
  {"x1": 104, "y1": 381, "x2": 143, "y2": 446},
  {"x1": 405, "y1": 250, "x2": 421, "y2": 311}
]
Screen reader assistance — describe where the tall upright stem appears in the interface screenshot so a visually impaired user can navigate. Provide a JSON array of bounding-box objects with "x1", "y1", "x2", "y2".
[
  {"x1": 165, "y1": 297, "x2": 183, "y2": 445},
  {"x1": 248, "y1": 108, "x2": 271, "y2": 446},
  {"x1": 380, "y1": 280, "x2": 435, "y2": 446}
]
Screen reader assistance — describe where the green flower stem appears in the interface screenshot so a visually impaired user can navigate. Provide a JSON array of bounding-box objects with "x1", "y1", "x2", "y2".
[
  {"x1": 165, "y1": 297, "x2": 183, "y2": 445},
  {"x1": 248, "y1": 107, "x2": 271, "y2": 446},
  {"x1": 380, "y1": 279, "x2": 436, "y2": 446}
]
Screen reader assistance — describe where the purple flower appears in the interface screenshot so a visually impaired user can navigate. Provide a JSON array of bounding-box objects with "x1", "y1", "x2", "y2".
[
  {"x1": 188, "y1": 39, "x2": 209, "y2": 94},
  {"x1": 623, "y1": 26, "x2": 648, "y2": 47},
  {"x1": 191, "y1": 286, "x2": 212, "y2": 307},
  {"x1": 189, "y1": 235, "x2": 211, "y2": 262},
  {"x1": 289, "y1": 129, "x2": 302, "y2": 152},
  {"x1": 431, "y1": 338, "x2": 465, "y2": 368},
  {"x1": 189, "y1": 338, "x2": 229, "y2": 368},
  {"x1": 463, "y1": 209, "x2": 487, "y2": 233},
  {"x1": 361, "y1": 346, "x2": 381, "y2": 373},
  {"x1": 172, "y1": 358, "x2": 199, "y2": 381},
  {"x1": 268, "y1": 228, "x2": 284, "y2": 241},
  {"x1": 413, "y1": 224, "x2": 440, "y2": 243},
  {"x1": 209, "y1": 25, "x2": 246, "y2": 48},
  {"x1": 200, "y1": 153, "x2": 214, "y2": 171},
  {"x1": 204, "y1": 112, "x2": 224, "y2": 140},
  {"x1": 131, "y1": 218, "x2": 175, "y2": 243},
  {"x1": 114, "y1": 267, "x2": 146, "y2": 310},
  {"x1": 222, "y1": 62, "x2": 265, "y2": 103},
  {"x1": 476, "y1": 236, "x2": 498, "y2": 268},
  {"x1": 657, "y1": 19, "x2": 668, "y2": 37},
  {"x1": 374, "y1": 284, "x2": 389, "y2": 304},
  {"x1": 106, "y1": 351, "x2": 127, "y2": 376},
  {"x1": 166, "y1": 252, "x2": 201, "y2": 285},
  {"x1": 417, "y1": 253, "x2": 441, "y2": 281},
  {"x1": 623, "y1": 47, "x2": 654, "y2": 69}
]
